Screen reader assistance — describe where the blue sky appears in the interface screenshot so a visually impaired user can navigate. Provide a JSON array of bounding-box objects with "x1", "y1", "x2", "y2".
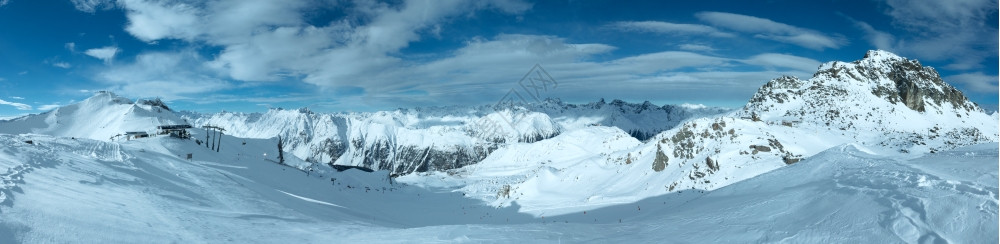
[{"x1": 0, "y1": 0, "x2": 996, "y2": 116}]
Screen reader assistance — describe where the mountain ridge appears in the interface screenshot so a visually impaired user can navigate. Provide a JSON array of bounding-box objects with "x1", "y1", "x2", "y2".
[{"x1": 0, "y1": 50, "x2": 994, "y2": 183}]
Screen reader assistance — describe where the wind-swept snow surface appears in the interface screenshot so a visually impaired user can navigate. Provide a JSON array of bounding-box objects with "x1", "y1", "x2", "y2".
[{"x1": 0, "y1": 134, "x2": 994, "y2": 242}]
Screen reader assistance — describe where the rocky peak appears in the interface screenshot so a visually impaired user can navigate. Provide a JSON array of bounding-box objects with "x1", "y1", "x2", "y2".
[
  {"x1": 738, "y1": 50, "x2": 991, "y2": 139},
  {"x1": 137, "y1": 98, "x2": 171, "y2": 111},
  {"x1": 88, "y1": 91, "x2": 133, "y2": 105},
  {"x1": 813, "y1": 50, "x2": 980, "y2": 113},
  {"x1": 862, "y1": 49, "x2": 905, "y2": 62}
]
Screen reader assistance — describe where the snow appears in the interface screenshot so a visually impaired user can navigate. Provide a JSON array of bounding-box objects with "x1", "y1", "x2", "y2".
[
  {"x1": 0, "y1": 133, "x2": 994, "y2": 242},
  {"x1": 680, "y1": 103, "x2": 708, "y2": 109},
  {"x1": 0, "y1": 50, "x2": 996, "y2": 242},
  {"x1": 0, "y1": 92, "x2": 186, "y2": 141},
  {"x1": 276, "y1": 189, "x2": 344, "y2": 208}
]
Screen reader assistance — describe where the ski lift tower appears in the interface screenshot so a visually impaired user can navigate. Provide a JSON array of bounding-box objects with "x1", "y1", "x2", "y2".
[{"x1": 203, "y1": 125, "x2": 226, "y2": 152}]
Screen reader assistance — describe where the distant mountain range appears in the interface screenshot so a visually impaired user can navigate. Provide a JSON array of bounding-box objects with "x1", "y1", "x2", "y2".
[
  {"x1": 177, "y1": 97, "x2": 731, "y2": 175},
  {"x1": 1, "y1": 50, "x2": 995, "y2": 209}
]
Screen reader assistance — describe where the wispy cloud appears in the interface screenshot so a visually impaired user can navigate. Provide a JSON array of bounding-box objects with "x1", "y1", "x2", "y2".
[
  {"x1": 66, "y1": 0, "x2": 891, "y2": 111},
  {"x1": 37, "y1": 104, "x2": 63, "y2": 111},
  {"x1": 65, "y1": 42, "x2": 76, "y2": 52},
  {"x1": 741, "y1": 53, "x2": 822, "y2": 73},
  {"x1": 608, "y1": 21, "x2": 734, "y2": 37},
  {"x1": 52, "y1": 62, "x2": 72, "y2": 68},
  {"x1": 0, "y1": 98, "x2": 32, "y2": 110},
  {"x1": 9, "y1": 96, "x2": 23, "y2": 100},
  {"x1": 678, "y1": 44, "x2": 715, "y2": 52},
  {"x1": 879, "y1": 0, "x2": 997, "y2": 70},
  {"x1": 846, "y1": 18, "x2": 895, "y2": 51},
  {"x1": 288, "y1": 34, "x2": 814, "y2": 108},
  {"x1": 70, "y1": 0, "x2": 114, "y2": 13},
  {"x1": 84, "y1": 46, "x2": 119, "y2": 64},
  {"x1": 944, "y1": 72, "x2": 999, "y2": 93},
  {"x1": 696, "y1": 12, "x2": 846, "y2": 50},
  {"x1": 97, "y1": 50, "x2": 231, "y2": 100},
  {"x1": 110, "y1": 0, "x2": 532, "y2": 84}
]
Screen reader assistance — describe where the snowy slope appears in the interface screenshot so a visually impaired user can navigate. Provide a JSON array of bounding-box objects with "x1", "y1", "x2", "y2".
[
  {"x1": 0, "y1": 132, "x2": 994, "y2": 242},
  {"x1": 401, "y1": 50, "x2": 999, "y2": 214},
  {"x1": 180, "y1": 99, "x2": 728, "y2": 175},
  {"x1": 736, "y1": 50, "x2": 997, "y2": 153},
  {"x1": 0, "y1": 91, "x2": 187, "y2": 141},
  {"x1": 386, "y1": 143, "x2": 999, "y2": 243},
  {"x1": 0, "y1": 49, "x2": 995, "y2": 242}
]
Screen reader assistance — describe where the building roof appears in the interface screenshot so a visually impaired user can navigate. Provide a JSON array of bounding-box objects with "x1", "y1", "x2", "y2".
[{"x1": 157, "y1": 125, "x2": 192, "y2": 130}]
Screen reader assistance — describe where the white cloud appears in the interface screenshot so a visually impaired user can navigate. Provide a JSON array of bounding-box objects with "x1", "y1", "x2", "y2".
[
  {"x1": 301, "y1": 34, "x2": 809, "y2": 108},
  {"x1": 848, "y1": 19, "x2": 895, "y2": 51},
  {"x1": 879, "y1": 0, "x2": 998, "y2": 70},
  {"x1": 37, "y1": 104, "x2": 62, "y2": 111},
  {"x1": 97, "y1": 51, "x2": 231, "y2": 100},
  {"x1": 678, "y1": 44, "x2": 715, "y2": 52},
  {"x1": 884, "y1": 0, "x2": 994, "y2": 33},
  {"x1": 608, "y1": 21, "x2": 734, "y2": 37},
  {"x1": 120, "y1": 0, "x2": 202, "y2": 42},
  {"x1": 9, "y1": 96, "x2": 23, "y2": 100},
  {"x1": 0, "y1": 0, "x2": 9, "y2": 7},
  {"x1": 0, "y1": 114, "x2": 28, "y2": 120},
  {"x1": 696, "y1": 12, "x2": 846, "y2": 50},
  {"x1": 944, "y1": 72, "x2": 999, "y2": 93},
  {"x1": 0, "y1": 98, "x2": 31, "y2": 110},
  {"x1": 742, "y1": 53, "x2": 822, "y2": 73},
  {"x1": 111, "y1": 0, "x2": 532, "y2": 85},
  {"x1": 52, "y1": 62, "x2": 72, "y2": 68},
  {"x1": 65, "y1": 42, "x2": 76, "y2": 52},
  {"x1": 70, "y1": 0, "x2": 115, "y2": 13},
  {"x1": 84, "y1": 46, "x2": 119, "y2": 63},
  {"x1": 77, "y1": 0, "x2": 840, "y2": 109}
]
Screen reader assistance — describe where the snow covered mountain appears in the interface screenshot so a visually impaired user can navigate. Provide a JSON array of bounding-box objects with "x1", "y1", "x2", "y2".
[
  {"x1": 737, "y1": 50, "x2": 996, "y2": 153},
  {"x1": 179, "y1": 99, "x2": 729, "y2": 174},
  {"x1": 170, "y1": 50, "x2": 1000, "y2": 211},
  {"x1": 412, "y1": 50, "x2": 999, "y2": 212},
  {"x1": 0, "y1": 50, "x2": 995, "y2": 242},
  {"x1": 0, "y1": 128, "x2": 994, "y2": 242},
  {"x1": 0, "y1": 91, "x2": 188, "y2": 141}
]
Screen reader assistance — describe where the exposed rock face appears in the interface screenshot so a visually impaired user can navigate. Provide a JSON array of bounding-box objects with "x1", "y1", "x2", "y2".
[
  {"x1": 636, "y1": 50, "x2": 995, "y2": 194},
  {"x1": 705, "y1": 157, "x2": 719, "y2": 172},
  {"x1": 345, "y1": 137, "x2": 500, "y2": 173},
  {"x1": 782, "y1": 156, "x2": 802, "y2": 165},
  {"x1": 183, "y1": 107, "x2": 561, "y2": 175},
  {"x1": 182, "y1": 99, "x2": 724, "y2": 175},
  {"x1": 645, "y1": 115, "x2": 797, "y2": 193},
  {"x1": 860, "y1": 51, "x2": 978, "y2": 113},
  {"x1": 736, "y1": 50, "x2": 997, "y2": 153},
  {"x1": 137, "y1": 98, "x2": 171, "y2": 111},
  {"x1": 751, "y1": 145, "x2": 771, "y2": 153},
  {"x1": 807, "y1": 50, "x2": 981, "y2": 114},
  {"x1": 652, "y1": 144, "x2": 668, "y2": 172},
  {"x1": 531, "y1": 98, "x2": 731, "y2": 141}
]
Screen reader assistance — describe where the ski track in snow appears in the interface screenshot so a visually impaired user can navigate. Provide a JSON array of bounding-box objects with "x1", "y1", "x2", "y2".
[
  {"x1": 276, "y1": 189, "x2": 344, "y2": 208},
  {"x1": 0, "y1": 133, "x2": 994, "y2": 243}
]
